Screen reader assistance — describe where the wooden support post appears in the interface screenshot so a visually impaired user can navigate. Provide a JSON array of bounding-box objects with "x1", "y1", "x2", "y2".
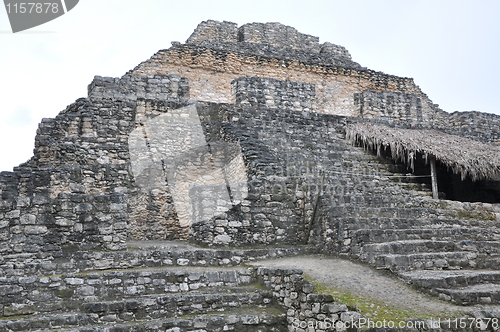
[{"x1": 430, "y1": 156, "x2": 439, "y2": 199}]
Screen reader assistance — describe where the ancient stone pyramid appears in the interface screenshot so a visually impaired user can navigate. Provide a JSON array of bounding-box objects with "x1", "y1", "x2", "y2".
[{"x1": 1, "y1": 20, "x2": 500, "y2": 331}]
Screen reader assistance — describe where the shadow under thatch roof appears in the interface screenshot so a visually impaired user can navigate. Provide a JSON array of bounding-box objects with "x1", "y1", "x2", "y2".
[{"x1": 346, "y1": 123, "x2": 500, "y2": 181}]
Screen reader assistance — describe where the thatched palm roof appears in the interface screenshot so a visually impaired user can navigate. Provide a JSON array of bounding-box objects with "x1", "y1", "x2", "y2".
[{"x1": 346, "y1": 123, "x2": 500, "y2": 181}]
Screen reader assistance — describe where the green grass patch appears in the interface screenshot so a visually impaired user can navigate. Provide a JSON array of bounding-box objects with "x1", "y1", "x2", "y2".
[{"x1": 310, "y1": 280, "x2": 464, "y2": 322}]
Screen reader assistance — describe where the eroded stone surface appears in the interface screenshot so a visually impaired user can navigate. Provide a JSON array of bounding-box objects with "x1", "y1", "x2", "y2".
[{"x1": 0, "y1": 20, "x2": 500, "y2": 330}]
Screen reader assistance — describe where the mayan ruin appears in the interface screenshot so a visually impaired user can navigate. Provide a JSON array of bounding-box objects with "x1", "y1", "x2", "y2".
[{"x1": 1, "y1": 20, "x2": 500, "y2": 331}]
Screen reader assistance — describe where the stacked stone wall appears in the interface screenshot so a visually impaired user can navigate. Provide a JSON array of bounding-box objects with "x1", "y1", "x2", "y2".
[
  {"x1": 354, "y1": 89, "x2": 424, "y2": 122},
  {"x1": 237, "y1": 22, "x2": 320, "y2": 52},
  {"x1": 1, "y1": 20, "x2": 500, "y2": 265},
  {"x1": 256, "y1": 267, "x2": 359, "y2": 331},
  {"x1": 0, "y1": 265, "x2": 349, "y2": 328},
  {"x1": 186, "y1": 20, "x2": 238, "y2": 44},
  {"x1": 188, "y1": 20, "x2": 352, "y2": 61},
  {"x1": 232, "y1": 77, "x2": 316, "y2": 112},
  {"x1": 190, "y1": 103, "x2": 303, "y2": 246},
  {"x1": 128, "y1": 20, "x2": 446, "y2": 124},
  {"x1": 320, "y1": 42, "x2": 352, "y2": 60},
  {"x1": 1, "y1": 70, "x2": 499, "y2": 259},
  {"x1": 0, "y1": 268, "x2": 253, "y2": 318},
  {"x1": 0, "y1": 74, "x2": 193, "y2": 261},
  {"x1": 0, "y1": 74, "x2": 338, "y2": 256},
  {"x1": 128, "y1": 43, "x2": 447, "y2": 124},
  {"x1": 88, "y1": 74, "x2": 190, "y2": 102},
  {"x1": 443, "y1": 111, "x2": 500, "y2": 144},
  {"x1": 190, "y1": 102, "x2": 350, "y2": 247}
]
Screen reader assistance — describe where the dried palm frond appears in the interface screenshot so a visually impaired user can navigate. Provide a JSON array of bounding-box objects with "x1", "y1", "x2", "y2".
[{"x1": 346, "y1": 123, "x2": 500, "y2": 181}]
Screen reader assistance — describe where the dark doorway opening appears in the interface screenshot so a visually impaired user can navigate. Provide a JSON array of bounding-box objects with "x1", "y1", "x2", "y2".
[{"x1": 377, "y1": 147, "x2": 500, "y2": 204}]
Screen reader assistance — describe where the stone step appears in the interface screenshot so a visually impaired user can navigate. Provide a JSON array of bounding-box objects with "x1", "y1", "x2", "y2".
[
  {"x1": 319, "y1": 183, "x2": 420, "y2": 198},
  {"x1": 399, "y1": 269, "x2": 500, "y2": 290},
  {"x1": 330, "y1": 205, "x2": 498, "y2": 221},
  {"x1": 357, "y1": 240, "x2": 457, "y2": 262},
  {"x1": 339, "y1": 217, "x2": 500, "y2": 231},
  {"x1": 82, "y1": 288, "x2": 273, "y2": 324},
  {"x1": 467, "y1": 306, "x2": 500, "y2": 319},
  {"x1": 327, "y1": 195, "x2": 438, "y2": 209},
  {"x1": 351, "y1": 227, "x2": 500, "y2": 244},
  {"x1": 456, "y1": 240, "x2": 500, "y2": 254},
  {"x1": 1, "y1": 242, "x2": 318, "y2": 276},
  {"x1": 0, "y1": 313, "x2": 98, "y2": 332},
  {"x1": 0, "y1": 306, "x2": 286, "y2": 332},
  {"x1": 0, "y1": 266, "x2": 254, "y2": 317},
  {"x1": 476, "y1": 256, "x2": 500, "y2": 270},
  {"x1": 356, "y1": 239, "x2": 500, "y2": 268},
  {"x1": 434, "y1": 284, "x2": 500, "y2": 305},
  {"x1": 373, "y1": 251, "x2": 477, "y2": 271},
  {"x1": 331, "y1": 206, "x2": 443, "y2": 219}
]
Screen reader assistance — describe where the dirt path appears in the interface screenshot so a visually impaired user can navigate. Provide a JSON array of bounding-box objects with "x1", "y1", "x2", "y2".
[{"x1": 249, "y1": 255, "x2": 467, "y2": 318}]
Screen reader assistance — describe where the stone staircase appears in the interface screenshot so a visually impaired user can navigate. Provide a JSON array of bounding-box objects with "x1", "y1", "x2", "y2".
[
  {"x1": 324, "y1": 135, "x2": 500, "y2": 308},
  {"x1": 338, "y1": 196, "x2": 500, "y2": 306},
  {"x1": 2, "y1": 104, "x2": 499, "y2": 329},
  {"x1": 399, "y1": 269, "x2": 500, "y2": 305},
  {"x1": 0, "y1": 242, "x2": 320, "y2": 331},
  {"x1": 218, "y1": 106, "x2": 500, "y2": 309},
  {"x1": 3, "y1": 309, "x2": 285, "y2": 332}
]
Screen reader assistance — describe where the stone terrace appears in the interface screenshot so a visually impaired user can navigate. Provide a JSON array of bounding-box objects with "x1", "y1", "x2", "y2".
[{"x1": 1, "y1": 20, "x2": 500, "y2": 331}]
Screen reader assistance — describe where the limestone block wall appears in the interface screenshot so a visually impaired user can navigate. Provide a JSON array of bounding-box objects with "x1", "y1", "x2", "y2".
[
  {"x1": 1, "y1": 20, "x2": 500, "y2": 263},
  {"x1": 129, "y1": 102, "x2": 248, "y2": 241},
  {"x1": 3, "y1": 74, "x2": 320, "y2": 253},
  {"x1": 190, "y1": 104, "x2": 314, "y2": 246},
  {"x1": 354, "y1": 89, "x2": 424, "y2": 122},
  {"x1": 444, "y1": 111, "x2": 500, "y2": 144},
  {"x1": 0, "y1": 74, "x2": 192, "y2": 261},
  {"x1": 255, "y1": 267, "x2": 360, "y2": 330},
  {"x1": 187, "y1": 20, "x2": 351, "y2": 60},
  {"x1": 186, "y1": 20, "x2": 238, "y2": 44},
  {"x1": 320, "y1": 42, "x2": 352, "y2": 60},
  {"x1": 0, "y1": 167, "x2": 54, "y2": 258},
  {"x1": 0, "y1": 166, "x2": 129, "y2": 262},
  {"x1": 128, "y1": 43, "x2": 446, "y2": 124},
  {"x1": 0, "y1": 267, "x2": 253, "y2": 318},
  {"x1": 127, "y1": 99, "x2": 182, "y2": 240},
  {"x1": 232, "y1": 77, "x2": 316, "y2": 112},
  {"x1": 189, "y1": 103, "x2": 353, "y2": 247},
  {"x1": 88, "y1": 74, "x2": 190, "y2": 102},
  {"x1": 127, "y1": 20, "x2": 449, "y2": 124},
  {"x1": 0, "y1": 264, "x2": 353, "y2": 330},
  {"x1": 237, "y1": 22, "x2": 320, "y2": 52}
]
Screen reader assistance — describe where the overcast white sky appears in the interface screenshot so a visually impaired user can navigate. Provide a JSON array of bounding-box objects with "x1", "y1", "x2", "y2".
[{"x1": 1, "y1": 0, "x2": 499, "y2": 172}]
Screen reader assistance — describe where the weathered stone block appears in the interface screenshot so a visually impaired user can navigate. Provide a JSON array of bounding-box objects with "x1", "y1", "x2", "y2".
[
  {"x1": 3, "y1": 304, "x2": 35, "y2": 316},
  {"x1": 24, "y1": 225, "x2": 48, "y2": 235}
]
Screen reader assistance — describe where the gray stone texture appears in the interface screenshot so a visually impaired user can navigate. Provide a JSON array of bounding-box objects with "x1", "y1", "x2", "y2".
[
  {"x1": 184, "y1": 20, "x2": 361, "y2": 70},
  {"x1": 1, "y1": 20, "x2": 500, "y2": 330},
  {"x1": 354, "y1": 89, "x2": 424, "y2": 122}
]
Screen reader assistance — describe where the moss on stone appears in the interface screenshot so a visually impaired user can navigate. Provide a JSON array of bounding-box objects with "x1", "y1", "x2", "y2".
[
  {"x1": 54, "y1": 288, "x2": 74, "y2": 298},
  {"x1": 457, "y1": 210, "x2": 496, "y2": 221},
  {"x1": 310, "y1": 280, "x2": 463, "y2": 323}
]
